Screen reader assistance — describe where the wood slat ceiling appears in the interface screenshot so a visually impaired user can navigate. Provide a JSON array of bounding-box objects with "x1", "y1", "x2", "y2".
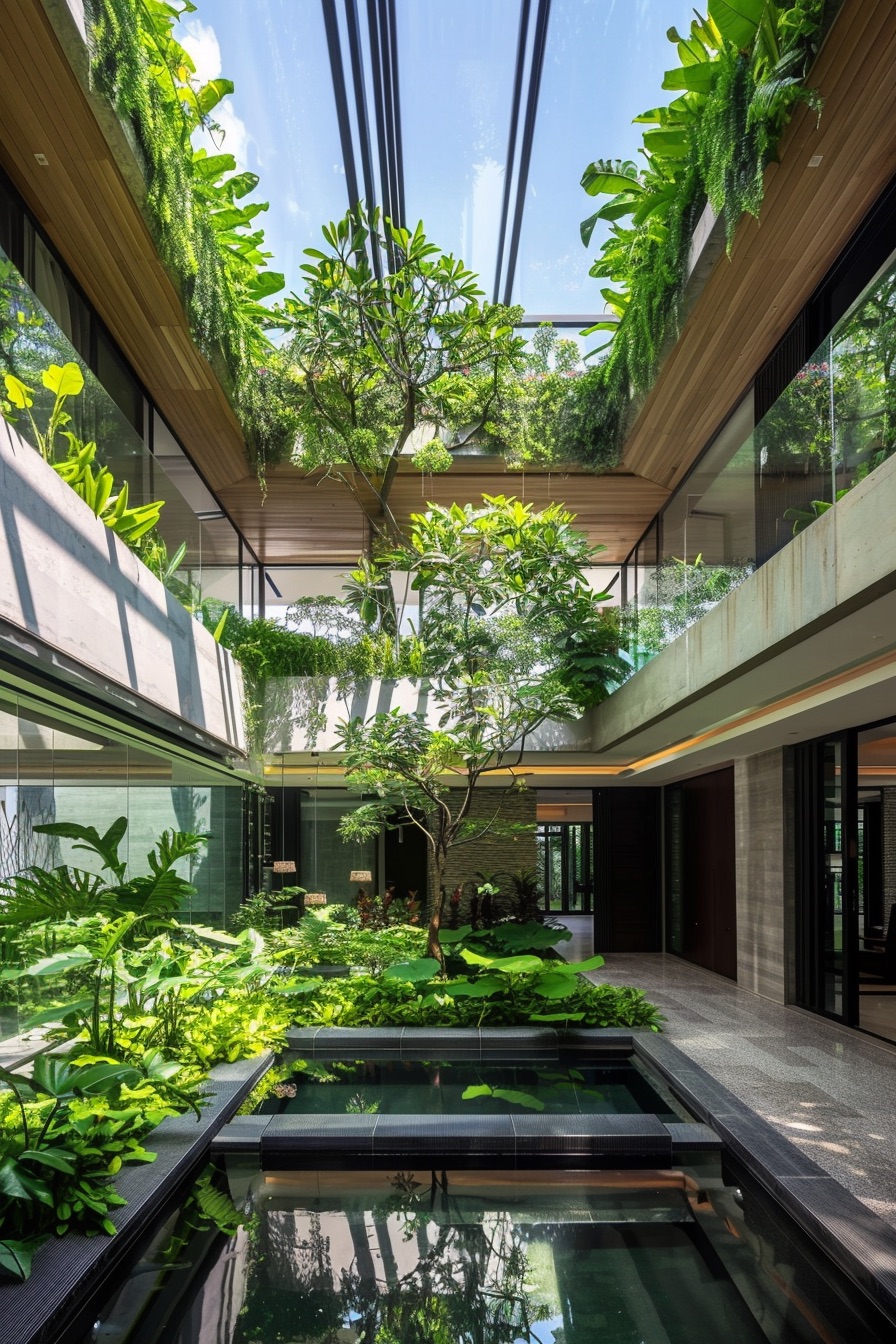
[
  {"x1": 1, "y1": 0, "x2": 893, "y2": 565},
  {"x1": 217, "y1": 462, "x2": 669, "y2": 564}
]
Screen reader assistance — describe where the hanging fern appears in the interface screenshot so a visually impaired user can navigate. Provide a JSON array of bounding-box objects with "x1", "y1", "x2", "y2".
[
  {"x1": 564, "y1": 0, "x2": 835, "y2": 471},
  {"x1": 86, "y1": 0, "x2": 297, "y2": 473}
]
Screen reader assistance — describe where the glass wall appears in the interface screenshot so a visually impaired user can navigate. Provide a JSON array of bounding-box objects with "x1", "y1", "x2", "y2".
[
  {"x1": 0, "y1": 690, "x2": 246, "y2": 923},
  {"x1": 0, "y1": 170, "x2": 261, "y2": 621},
  {"x1": 297, "y1": 788, "x2": 377, "y2": 906},
  {"x1": 621, "y1": 246, "x2": 896, "y2": 667},
  {"x1": 535, "y1": 790, "x2": 593, "y2": 913}
]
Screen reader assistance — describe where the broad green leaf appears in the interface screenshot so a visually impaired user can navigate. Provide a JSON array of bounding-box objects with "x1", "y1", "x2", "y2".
[
  {"x1": 0, "y1": 1238, "x2": 39, "y2": 1281},
  {"x1": 580, "y1": 165, "x2": 644, "y2": 198},
  {"x1": 41, "y1": 362, "x2": 84, "y2": 398},
  {"x1": 461, "y1": 1084, "x2": 491, "y2": 1100},
  {"x1": 3, "y1": 374, "x2": 33, "y2": 409},
  {"x1": 20, "y1": 948, "x2": 94, "y2": 978},
  {"x1": 435, "y1": 924, "x2": 473, "y2": 944},
  {"x1": 707, "y1": 0, "x2": 764, "y2": 49},
  {"x1": 19, "y1": 1148, "x2": 75, "y2": 1174},
  {"x1": 382, "y1": 957, "x2": 441, "y2": 983},
  {"x1": 442, "y1": 976, "x2": 502, "y2": 998},
  {"x1": 561, "y1": 955, "x2": 606, "y2": 973},
  {"x1": 530, "y1": 973, "x2": 578, "y2": 1000},
  {"x1": 662, "y1": 63, "x2": 717, "y2": 93}
]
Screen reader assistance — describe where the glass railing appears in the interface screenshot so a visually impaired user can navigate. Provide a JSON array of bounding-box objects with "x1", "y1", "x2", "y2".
[
  {"x1": 0, "y1": 244, "x2": 253, "y2": 620},
  {"x1": 620, "y1": 245, "x2": 896, "y2": 670}
]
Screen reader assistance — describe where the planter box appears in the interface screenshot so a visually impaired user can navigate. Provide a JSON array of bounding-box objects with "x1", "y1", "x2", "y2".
[{"x1": 0, "y1": 1052, "x2": 272, "y2": 1344}]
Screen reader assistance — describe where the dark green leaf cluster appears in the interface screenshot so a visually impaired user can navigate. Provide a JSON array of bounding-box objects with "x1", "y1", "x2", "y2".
[{"x1": 566, "y1": 0, "x2": 831, "y2": 469}]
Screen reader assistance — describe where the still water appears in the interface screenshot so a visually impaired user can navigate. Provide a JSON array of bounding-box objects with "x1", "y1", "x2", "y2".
[
  {"x1": 257, "y1": 1054, "x2": 681, "y2": 1119},
  {"x1": 88, "y1": 1166, "x2": 894, "y2": 1344}
]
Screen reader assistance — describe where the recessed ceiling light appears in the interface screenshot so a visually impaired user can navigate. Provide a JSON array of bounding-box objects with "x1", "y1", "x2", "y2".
[
  {"x1": 34, "y1": 152, "x2": 48, "y2": 166},
  {"x1": 808, "y1": 154, "x2": 823, "y2": 168}
]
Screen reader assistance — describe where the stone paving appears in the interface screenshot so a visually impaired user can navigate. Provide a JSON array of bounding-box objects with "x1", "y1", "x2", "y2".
[{"x1": 585, "y1": 945, "x2": 896, "y2": 1228}]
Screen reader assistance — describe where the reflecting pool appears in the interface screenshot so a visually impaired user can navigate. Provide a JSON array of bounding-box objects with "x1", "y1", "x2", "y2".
[
  {"x1": 87, "y1": 1166, "x2": 896, "y2": 1344},
  {"x1": 257, "y1": 1054, "x2": 682, "y2": 1119}
]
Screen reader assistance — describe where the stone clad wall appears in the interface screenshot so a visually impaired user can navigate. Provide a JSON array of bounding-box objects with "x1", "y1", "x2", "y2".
[
  {"x1": 734, "y1": 748, "x2": 795, "y2": 1003},
  {"x1": 438, "y1": 787, "x2": 538, "y2": 920}
]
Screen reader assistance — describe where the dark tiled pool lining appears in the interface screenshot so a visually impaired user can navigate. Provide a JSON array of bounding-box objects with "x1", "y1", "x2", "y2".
[
  {"x1": 217, "y1": 1026, "x2": 896, "y2": 1329},
  {"x1": 635, "y1": 1032, "x2": 896, "y2": 1330}
]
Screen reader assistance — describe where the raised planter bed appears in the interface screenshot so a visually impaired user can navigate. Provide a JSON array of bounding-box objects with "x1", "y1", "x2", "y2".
[{"x1": 0, "y1": 1051, "x2": 273, "y2": 1344}]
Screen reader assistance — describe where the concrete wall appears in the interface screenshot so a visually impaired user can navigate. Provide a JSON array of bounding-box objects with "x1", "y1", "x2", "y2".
[
  {"x1": 0, "y1": 419, "x2": 246, "y2": 755},
  {"x1": 734, "y1": 748, "x2": 795, "y2": 1003},
  {"x1": 263, "y1": 676, "x2": 590, "y2": 755}
]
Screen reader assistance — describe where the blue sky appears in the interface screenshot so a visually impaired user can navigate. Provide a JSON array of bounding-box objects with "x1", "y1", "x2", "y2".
[{"x1": 179, "y1": 0, "x2": 686, "y2": 319}]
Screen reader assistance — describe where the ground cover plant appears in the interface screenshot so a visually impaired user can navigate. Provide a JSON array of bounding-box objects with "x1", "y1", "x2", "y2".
[{"x1": 0, "y1": 823, "x2": 660, "y2": 1281}]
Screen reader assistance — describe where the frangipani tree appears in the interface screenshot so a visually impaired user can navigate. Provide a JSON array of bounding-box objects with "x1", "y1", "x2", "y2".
[
  {"x1": 335, "y1": 495, "x2": 627, "y2": 961},
  {"x1": 280, "y1": 206, "x2": 524, "y2": 537}
]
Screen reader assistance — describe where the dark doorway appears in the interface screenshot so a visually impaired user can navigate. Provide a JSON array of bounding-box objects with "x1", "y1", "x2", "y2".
[
  {"x1": 665, "y1": 767, "x2": 737, "y2": 979},
  {"x1": 383, "y1": 814, "x2": 429, "y2": 903},
  {"x1": 795, "y1": 732, "x2": 858, "y2": 1026},
  {"x1": 593, "y1": 788, "x2": 661, "y2": 952}
]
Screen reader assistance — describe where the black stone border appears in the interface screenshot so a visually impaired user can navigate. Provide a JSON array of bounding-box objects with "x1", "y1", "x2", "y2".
[
  {"x1": 632, "y1": 1032, "x2": 896, "y2": 1329},
  {"x1": 0, "y1": 1051, "x2": 273, "y2": 1344}
]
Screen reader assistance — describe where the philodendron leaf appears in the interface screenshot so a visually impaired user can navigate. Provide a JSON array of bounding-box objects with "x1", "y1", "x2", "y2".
[
  {"x1": 3, "y1": 373, "x2": 33, "y2": 409},
  {"x1": 442, "y1": 976, "x2": 502, "y2": 998},
  {"x1": 382, "y1": 957, "x2": 441, "y2": 983},
  {"x1": 0, "y1": 1238, "x2": 40, "y2": 1281},
  {"x1": 41, "y1": 362, "x2": 84, "y2": 398}
]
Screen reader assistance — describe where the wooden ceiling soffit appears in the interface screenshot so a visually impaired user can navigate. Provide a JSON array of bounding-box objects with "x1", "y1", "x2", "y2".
[
  {"x1": 217, "y1": 464, "x2": 669, "y2": 564},
  {"x1": 0, "y1": 0, "x2": 249, "y2": 492},
  {"x1": 621, "y1": 0, "x2": 896, "y2": 493}
]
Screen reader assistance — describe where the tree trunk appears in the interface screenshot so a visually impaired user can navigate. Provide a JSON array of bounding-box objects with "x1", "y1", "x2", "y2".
[{"x1": 426, "y1": 849, "x2": 446, "y2": 967}]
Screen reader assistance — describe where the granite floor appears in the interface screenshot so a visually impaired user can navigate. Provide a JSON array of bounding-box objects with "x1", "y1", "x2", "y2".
[{"x1": 583, "y1": 946, "x2": 896, "y2": 1229}]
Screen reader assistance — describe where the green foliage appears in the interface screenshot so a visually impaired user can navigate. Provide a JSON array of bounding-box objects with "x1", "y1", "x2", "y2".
[
  {"x1": 412, "y1": 437, "x2": 454, "y2": 474},
  {"x1": 567, "y1": 0, "x2": 829, "y2": 469},
  {"x1": 1, "y1": 361, "x2": 165, "y2": 543},
  {"x1": 229, "y1": 888, "x2": 304, "y2": 934},
  {"x1": 0, "y1": 816, "x2": 205, "y2": 926},
  {"x1": 283, "y1": 969, "x2": 663, "y2": 1032},
  {"x1": 0, "y1": 1052, "x2": 160, "y2": 1276},
  {"x1": 88, "y1": 0, "x2": 296, "y2": 471},
  {"x1": 336, "y1": 495, "x2": 627, "y2": 957},
  {"x1": 267, "y1": 908, "x2": 426, "y2": 975},
  {"x1": 620, "y1": 553, "x2": 753, "y2": 658},
  {"x1": 280, "y1": 205, "x2": 524, "y2": 530}
]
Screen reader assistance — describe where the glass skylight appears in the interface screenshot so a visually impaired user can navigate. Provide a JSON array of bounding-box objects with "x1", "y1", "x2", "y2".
[{"x1": 184, "y1": 0, "x2": 691, "y2": 319}]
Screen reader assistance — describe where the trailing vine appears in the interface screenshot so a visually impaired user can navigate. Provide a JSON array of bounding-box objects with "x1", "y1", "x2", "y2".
[
  {"x1": 86, "y1": 0, "x2": 299, "y2": 472},
  {"x1": 563, "y1": 0, "x2": 837, "y2": 470}
]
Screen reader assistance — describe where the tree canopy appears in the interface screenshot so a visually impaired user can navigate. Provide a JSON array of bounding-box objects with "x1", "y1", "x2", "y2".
[
  {"x1": 335, "y1": 494, "x2": 627, "y2": 958},
  {"x1": 280, "y1": 207, "x2": 525, "y2": 537}
]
